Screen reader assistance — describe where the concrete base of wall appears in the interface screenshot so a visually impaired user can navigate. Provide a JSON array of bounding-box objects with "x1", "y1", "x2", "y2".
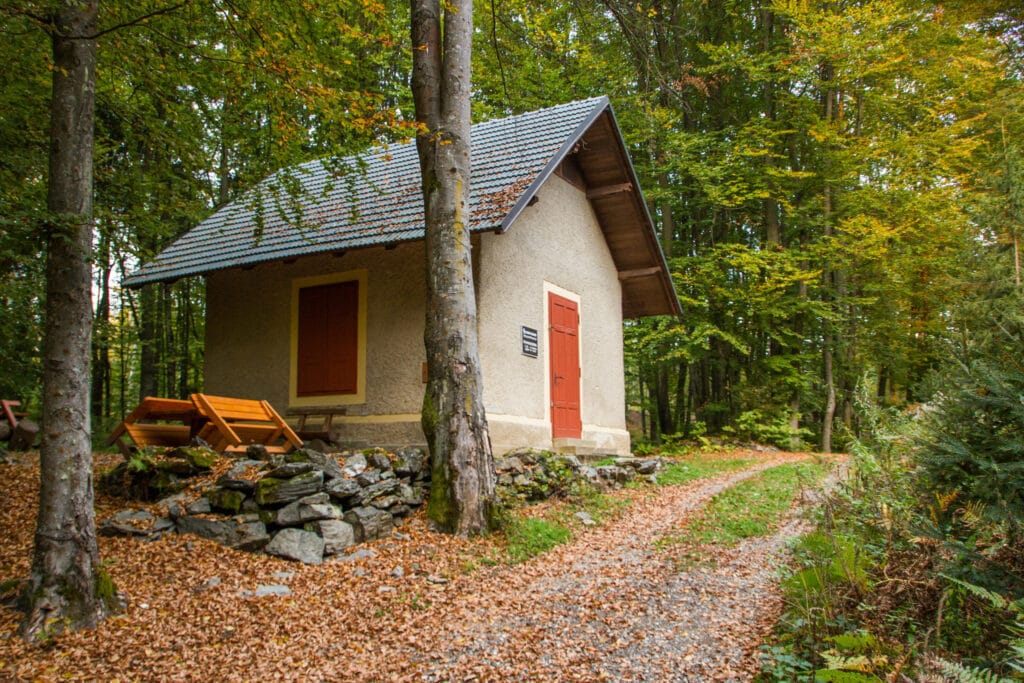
[{"x1": 322, "y1": 412, "x2": 631, "y2": 457}]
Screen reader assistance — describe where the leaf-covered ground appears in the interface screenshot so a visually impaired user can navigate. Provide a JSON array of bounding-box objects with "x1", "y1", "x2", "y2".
[{"x1": 0, "y1": 450, "x2": 827, "y2": 681}]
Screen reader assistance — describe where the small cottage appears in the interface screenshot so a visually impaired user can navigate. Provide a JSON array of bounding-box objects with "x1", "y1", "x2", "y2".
[{"x1": 125, "y1": 97, "x2": 680, "y2": 456}]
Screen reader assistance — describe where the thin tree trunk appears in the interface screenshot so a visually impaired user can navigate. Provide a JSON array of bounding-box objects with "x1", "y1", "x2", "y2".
[
  {"x1": 411, "y1": 0, "x2": 495, "y2": 537},
  {"x1": 91, "y1": 230, "x2": 111, "y2": 422},
  {"x1": 22, "y1": 0, "x2": 114, "y2": 641},
  {"x1": 655, "y1": 366, "x2": 673, "y2": 436},
  {"x1": 138, "y1": 284, "x2": 158, "y2": 401}
]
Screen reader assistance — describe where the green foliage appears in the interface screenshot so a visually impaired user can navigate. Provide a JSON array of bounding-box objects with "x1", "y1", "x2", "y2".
[
  {"x1": 723, "y1": 410, "x2": 812, "y2": 450},
  {"x1": 915, "y1": 311, "x2": 1024, "y2": 546}
]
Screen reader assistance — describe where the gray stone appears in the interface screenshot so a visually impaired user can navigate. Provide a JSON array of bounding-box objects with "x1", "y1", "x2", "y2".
[
  {"x1": 398, "y1": 484, "x2": 423, "y2": 506},
  {"x1": 356, "y1": 469, "x2": 381, "y2": 486},
  {"x1": 254, "y1": 470, "x2": 324, "y2": 507},
  {"x1": 341, "y1": 453, "x2": 367, "y2": 476},
  {"x1": 513, "y1": 474, "x2": 531, "y2": 487},
  {"x1": 366, "y1": 452, "x2": 390, "y2": 471},
  {"x1": 343, "y1": 506, "x2": 394, "y2": 543},
  {"x1": 265, "y1": 461, "x2": 316, "y2": 479},
  {"x1": 380, "y1": 469, "x2": 395, "y2": 480},
  {"x1": 337, "y1": 547, "x2": 376, "y2": 562},
  {"x1": 255, "y1": 584, "x2": 292, "y2": 597},
  {"x1": 394, "y1": 447, "x2": 427, "y2": 479},
  {"x1": 496, "y1": 473, "x2": 514, "y2": 487},
  {"x1": 186, "y1": 497, "x2": 212, "y2": 515},
  {"x1": 299, "y1": 439, "x2": 331, "y2": 454},
  {"x1": 596, "y1": 465, "x2": 630, "y2": 484},
  {"x1": 391, "y1": 566, "x2": 404, "y2": 579},
  {"x1": 370, "y1": 495, "x2": 400, "y2": 510},
  {"x1": 265, "y1": 528, "x2": 324, "y2": 564},
  {"x1": 552, "y1": 454, "x2": 583, "y2": 471},
  {"x1": 246, "y1": 444, "x2": 272, "y2": 461},
  {"x1": 177, "y1": 516, "x2": 270, "y2": 551},
  {"x1": 114, "y1": 509, "x2": 155, "y2": 524},
  {"x1": 228, "y1": 459, "x2": 265, "y2": 477},
  {"x1": 353, "y1": 478, "x2": 401, "y2": 507},
  {"x1": 99, "y1": 509, "x2": 156, "y2": 537},
  {"x1": 216, "y1": 475, "x2": 257, "y2": 493},
  {"x1": 153, "y1": 517, "x2": 176, "y2": 532},
  {"x1": 493, "y1": 457, "x2": 510, "y2": 473},
  {"x1": 579, "y1": 466, "x2": 602, "y2": 486},
  {"x1": 157, "y1": 493, "x2": 187, "y2": 509},
  {"x1": 275, "y1": 493, "x2": 341, "y2": 526},
  {"x1": 303, "y1": 450, "x2": 345, "y2": 480},
  {"x1": 272, "y1": 571, "x2": 295, "y2": 581},
  {"x1": 202, "y1": 576, "x2": 221, "y2": 590},
  {"x1": 637, "y1": 458, "x2": 660, "y2": 475},
  {"x1": 574, "y1": 511, "x2": 597, "y2": 526},
  {"x1": 325, "y1": 477, "x2": 362, "y2": 502},
  {"x1": 316, "y1": 519, "x2": 356, "y2": 555},
  {"x1": 389, "y1": 504, "x2": 412, "y2": 518},
  {"x1": 505, "y1": 456, "x2": 526, "y2": 474}
]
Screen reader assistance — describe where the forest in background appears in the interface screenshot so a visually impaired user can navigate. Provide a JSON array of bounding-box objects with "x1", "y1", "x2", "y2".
[{"x1": 1, "y1": 0, "x2": 1022, "y2": 449}]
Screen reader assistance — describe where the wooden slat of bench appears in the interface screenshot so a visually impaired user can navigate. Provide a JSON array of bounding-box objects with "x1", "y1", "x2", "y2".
[
  {"x1": 125, "y1": 424, "x2": 191, "y2": 448},
  {"x1": 106, "y1": 396, "x2": 196, "y2": 446}
]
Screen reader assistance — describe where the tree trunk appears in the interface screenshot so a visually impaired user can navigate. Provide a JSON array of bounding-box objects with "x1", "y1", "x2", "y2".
[
  {"x1": 138, "y1": 284, "x2": 158, "y2": 401},
  {"x1": 91, "y1": 230, "x2": 111, "y2": 422},
  {"x1": 411, "y1": 0, "x2": 495, "y2": 537},
  {"x1": 22, "y1": 0, "x2": 114, "y2": 642}
]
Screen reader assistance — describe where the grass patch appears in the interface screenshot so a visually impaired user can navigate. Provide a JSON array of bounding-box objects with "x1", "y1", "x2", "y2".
[
  {"x1": 657, "y1": 453, "x2": 756, "y2": 486},
  {"x1": 686, "y1": 461, "x2": 829, "y2": 546},
  {"x1": 498, "y1": 487, "x2": 636, "y2": 564},
  {"x1": 505, "y1": 517, "x2": 572, "y2": 563}
]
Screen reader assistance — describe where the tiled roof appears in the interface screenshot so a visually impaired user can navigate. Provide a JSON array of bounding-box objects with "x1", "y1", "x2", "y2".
[{"x1": 124, "y1": 97, "x2": 610, "y2": 287}]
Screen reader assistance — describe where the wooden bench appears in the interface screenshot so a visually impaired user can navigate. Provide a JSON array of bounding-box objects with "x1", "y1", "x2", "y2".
[
  {"x1": 191, "y1": 393, "x2": 303, "y2": 455},
  {"x1": 285, "y1": 406, "x2": 346, "y2": 442},
  {"x1": 106, "y1": 397, "x2": 199, "y2": 457}
]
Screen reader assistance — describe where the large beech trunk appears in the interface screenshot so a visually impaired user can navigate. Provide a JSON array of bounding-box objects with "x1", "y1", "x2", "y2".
[
  {"x1": 411, "y1": 0, "x2": 495, "y2": 536},
  {"x1": 21, "y1": 0, "x2": 114, "y2": 642}
]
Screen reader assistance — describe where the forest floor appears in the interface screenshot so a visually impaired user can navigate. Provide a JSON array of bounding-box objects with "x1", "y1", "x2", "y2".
[{"x1": 0, "y1": 449, "x2": 836, "y2": 682}]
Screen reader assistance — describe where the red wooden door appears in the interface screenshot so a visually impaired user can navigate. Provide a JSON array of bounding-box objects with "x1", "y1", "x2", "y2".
[{"x1": 549, "y1": 292, "x2": 581, "y2": 439}]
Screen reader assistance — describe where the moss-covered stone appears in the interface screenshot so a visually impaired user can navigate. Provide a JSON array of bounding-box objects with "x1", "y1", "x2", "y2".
[
  {"x1": 207, "y1": 487, "x2": 246, "y2": 514},
  {"x1": 254, "y1": 470, "x2": 323, "y2": 506},
  {"x1": 184, "y1": 448, "x2": 217, "y2": 471}
]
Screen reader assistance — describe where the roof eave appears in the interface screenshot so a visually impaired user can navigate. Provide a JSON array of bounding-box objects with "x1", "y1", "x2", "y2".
[{"x1": 497, "y1": 96, "x2": 611, "y2": 235}]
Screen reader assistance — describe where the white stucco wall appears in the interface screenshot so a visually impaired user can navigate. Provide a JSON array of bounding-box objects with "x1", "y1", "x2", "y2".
[
  {"x1": 477, "y1": 174, "x2": 629, "y2": 455},
  {"x1": 204, "y1": 173, "x2": 629, "y2": 455}
]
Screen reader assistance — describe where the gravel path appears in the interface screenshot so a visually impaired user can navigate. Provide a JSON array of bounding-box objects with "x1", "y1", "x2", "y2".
[{"x1": 389, "y1": 455, "x2": 822, "y2": 682}]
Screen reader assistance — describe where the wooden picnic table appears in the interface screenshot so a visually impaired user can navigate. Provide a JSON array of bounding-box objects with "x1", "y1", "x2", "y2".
[
  {"x1": 191, "y1": 393, "x2": 303, "y2": 455},
  {"x1": 106, "y1": 396, "x2": 201, "y2": 457}
]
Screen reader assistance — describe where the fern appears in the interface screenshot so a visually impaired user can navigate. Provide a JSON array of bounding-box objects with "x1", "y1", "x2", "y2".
[{"x1": 936, "y1": 659, "x2": 1015, "y2": 683}]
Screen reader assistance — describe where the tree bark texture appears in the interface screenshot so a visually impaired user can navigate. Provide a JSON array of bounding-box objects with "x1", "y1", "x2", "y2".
[
  {"x1": 411, "y1": 0, "x2": 496, "y2": 536},
  {"x1": 22, "y1": 0, "x2": 114, "y2": 642}
]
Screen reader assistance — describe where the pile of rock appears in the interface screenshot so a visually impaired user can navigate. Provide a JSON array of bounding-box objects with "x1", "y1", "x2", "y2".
[
  {"x1": 99, "y1": 445, "x2": 662, "y2": 565},
  {"x1": 101, "y1": 445, "x2": 429, "y2": 566},
  {"x1": 494, "y1": 450, "x2": 662, "y2": 500}
]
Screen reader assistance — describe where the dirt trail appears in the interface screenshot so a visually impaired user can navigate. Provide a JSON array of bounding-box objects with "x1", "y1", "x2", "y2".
[{"x1": 389, "y1": 456, "x2": 817, "y2": 682}]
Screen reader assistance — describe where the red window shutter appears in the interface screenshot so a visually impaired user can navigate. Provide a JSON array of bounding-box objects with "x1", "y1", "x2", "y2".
[{"x1": 297, "y1": 280, "x2": 359, "y2": 396}]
